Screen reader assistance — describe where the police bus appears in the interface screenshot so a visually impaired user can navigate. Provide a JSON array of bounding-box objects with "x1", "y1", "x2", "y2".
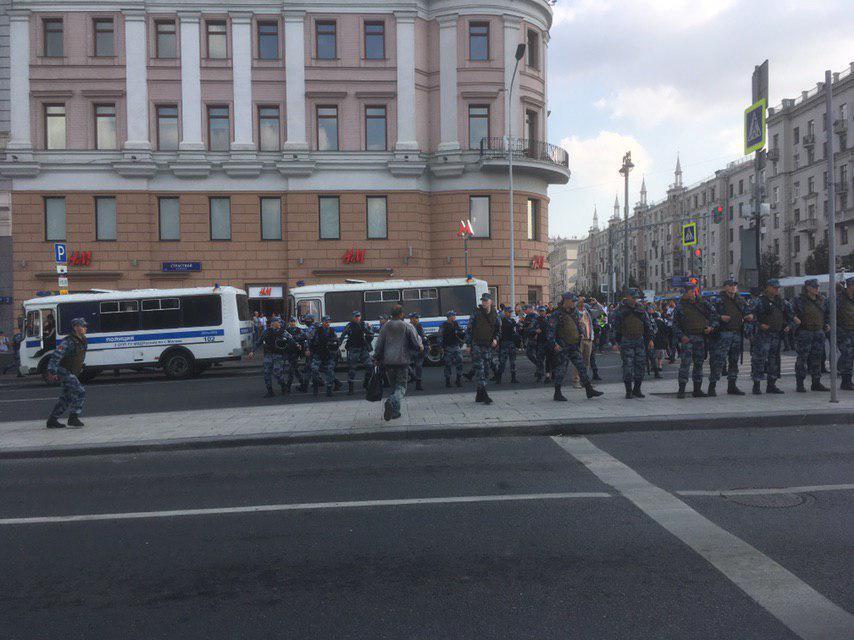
[
  {"x1": 288, "y1": 278, "x2": 489, "y2": 364},
  {"x1": 20, "y1": 286, "x2": 253, "y2": 383}
]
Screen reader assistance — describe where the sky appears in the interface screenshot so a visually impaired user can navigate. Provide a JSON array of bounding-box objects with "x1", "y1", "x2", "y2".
[{"x1": 545, "y1": 0, "x2": 854, "y2": 239}]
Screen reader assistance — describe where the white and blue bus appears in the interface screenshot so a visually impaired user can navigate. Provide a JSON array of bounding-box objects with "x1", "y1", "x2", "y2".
[
  {"x1": 20, "y1": 286, "x2": 254, "y2": 383},
  {"x1": 289, "y1": 278, "x2": 489, "y2": 364}
]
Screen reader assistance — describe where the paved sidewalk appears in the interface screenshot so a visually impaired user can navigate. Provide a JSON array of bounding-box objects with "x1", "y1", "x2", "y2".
[{"x1": 3, "y1": 377, "x2": 852, "y2": 458}]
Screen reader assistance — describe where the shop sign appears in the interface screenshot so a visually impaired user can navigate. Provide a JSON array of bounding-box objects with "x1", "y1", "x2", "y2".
[
  {"x1": 69, "y1": 251, "x2": 92, "y2": 266},
  {"x1": 531, "y1": 255, "x2": 546, "y2": 269},
  {"x1": 162, "y1": 261, "x2": 202, "y2": 272},
  {"x1": 249, "y1": 286, "x2": 284, "y2": 299},
  {"x1": 342, "y1": 248, "x2": 366, "y2": 264}
]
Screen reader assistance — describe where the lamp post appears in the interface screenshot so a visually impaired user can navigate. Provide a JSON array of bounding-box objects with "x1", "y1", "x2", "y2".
[
  {"x1": 508, "y1": 42, "x2": 526, "y2": 309},
  {"x1": 619, "y1": 151, "x2": 634, "y2": 294}
]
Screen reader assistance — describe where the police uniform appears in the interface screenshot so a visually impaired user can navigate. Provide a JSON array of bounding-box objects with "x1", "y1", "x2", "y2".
[
  {"x1": 302, "y1": 315, "x2": 319, "y2": 387},
  {"x1": 341, "y1": 311, "x2": 374, "y2": 394},
  {"x1": 792, "y1": 279, "x2": 830, "y2": 392},
  {"x1": 837, "y1": 277, "x2": 854, "y2": 390},
  {"x1": 284, "y1": 319, "x2": 307, "y2": 392},
  {"x1": 674, "y1": 287, "x2": 719, "y2": 398},
  {"x1": 547, "y1": 293, "x2": 603, "y2": 401},
  {"x1": 611, "y1": 290, "x2": 655, "y2": 398},
  {"x1": 525, "y1": 308, "x2": 549, "y2": 381},
  {"x1": 309, "y1": 317, "x2": 339, "y2": 396},
  {"x1": 438, "y1": 311, "x2": 465, "y2": 387},
  {"x1": 709, "y1": 280, "x2": 748, "y2": 395},
  {"x1": 466, "y1": 294, "x2": 500, "y2": 404},
  {"x1": 46, "y1": 318, "x2": 88, "y2": 428},
  {"x1": 496, "y1": 311, "x2": 520, "y2": 384},
  {"x1": 407, "y1": 314, "x2": 426, "y2": 390},
  {"x1": 259, "y1": 321, "x2": 291, "y2": 396},
  {"x1": 750, "y1": 279, "x2": 794, "y2": 394}
]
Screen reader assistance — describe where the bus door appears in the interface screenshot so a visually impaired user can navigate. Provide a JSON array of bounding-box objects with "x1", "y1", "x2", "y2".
[{"x1": 24, "y1": 307, "x2": 57, "y2": 362}]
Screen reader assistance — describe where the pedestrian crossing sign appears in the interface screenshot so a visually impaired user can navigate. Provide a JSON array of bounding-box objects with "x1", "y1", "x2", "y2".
[
  {"x1": 744, "y1": 98, "x2": 766, "y2": 155},
  {"x1": 682, "y1": 222, "x2": 697, "y2": 247}
]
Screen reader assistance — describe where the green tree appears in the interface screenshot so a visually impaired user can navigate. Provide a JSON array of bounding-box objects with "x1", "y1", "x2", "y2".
[
  {"x1": 804, "y1": 240, "x2": 830, "y2": 275},
  {"x1": 759, "y1": 250, "x2": 782, "y2": 284}
]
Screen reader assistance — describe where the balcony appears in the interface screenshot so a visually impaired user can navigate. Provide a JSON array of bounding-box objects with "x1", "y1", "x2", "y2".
[
  {"x1": 479, "y1": 137, "x2": 572, "y2": 184},
  {"x1": 767, "y1": 147, "x2": 780, "y2": 162},
  {"x1": 802, "y1": 133, "x2": 816, "y2": 147},
  {"x1": 834, "y1": 119, "x2": 848, "y2": 134}
]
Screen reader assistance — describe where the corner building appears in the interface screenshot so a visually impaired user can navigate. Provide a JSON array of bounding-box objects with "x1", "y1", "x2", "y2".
[{"x1": 1, "y1": 0, "x2": 568, "y2": 316}]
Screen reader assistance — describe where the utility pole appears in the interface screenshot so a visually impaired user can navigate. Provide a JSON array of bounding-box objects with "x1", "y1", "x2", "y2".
[
  {"x1": 752, "y1": 61, "x2": 769, "y2": 290},
  {"x1": 619, "y1": 151, "x2": 634, "y2": 293},
  {"x1": 824, "y1": 69, "x2": 839, "y2": 403},
  {"x1": 507, "y1": 43, "x2": 526, "y2": 309}
]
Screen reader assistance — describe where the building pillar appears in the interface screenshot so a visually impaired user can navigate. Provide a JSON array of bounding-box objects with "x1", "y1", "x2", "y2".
[
  {"x1": 230, "y1": 12, "x2": 254, "y2": 152},
  {"x1": 437, "y1": 15, "x2": 459, "y2": 152},
  {"x1": 283, "y1": 11, "x2": 307, "y2": 151},
  {"x1": 394, "y1": 12, "x2": 418, "y2": 152},
  {"x1": 7, "y1": 11, "x2": 32, "y2": 154},
  {"x1": 123, "y1": 10, "x2": 150, "y2": 152},
  {"x1": 178, "y1": 12, "x2": 204, "y2": 152},
  {"x1": 503, "y1": 15, "x2": 522, "y2": 143}
]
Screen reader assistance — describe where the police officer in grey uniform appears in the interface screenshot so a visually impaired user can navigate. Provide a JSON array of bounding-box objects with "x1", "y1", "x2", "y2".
[
  {"x1": 837, "y1": 276, "x2": 854, "y2": 390},
  {"x1": 611, "y1": 288, "x2": 655, "y2": 399},
  {"x1": 792, "y1": 278, "x2": 830, "y2": 392},
  {"x1": 496, "y1": 306, "x2": 520, "y2": 384},
  {"x1": 438, "y1": 310, "x2": 465, "y2": 388},
  {"x1": 408, "y1": 313, "x2": 426, "y2": 390},
  {"x1": 547, "y1": 292, "x2": 603, "y2": 401},
  {"x1": 466, "y1": 293, "x2": 501, "y2": 405},
  {"x1": 252, "y1": 316, "x2": 292, "y2": 397},
  {"x1": 341, "y1": 310, "x2": 373, "y2": 395},
  {"x1": 674, "y1": 284, "x2": 719, "y2": 398},
  {"x1": 750, "y1": 279, "x2": 795, "y2": 394},
  {"x1": 46, "y1": 317, "x2": 88, "y2": 429},
  {"x1": 708, "y1": 279, "x2": 752, "y2": 396}
]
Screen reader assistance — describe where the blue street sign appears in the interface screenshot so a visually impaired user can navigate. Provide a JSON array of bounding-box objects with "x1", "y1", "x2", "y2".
[
  {"x1": 54, "y1": 242, "x2": 67, "y2": 264},
  {"x1": 0, "y1": 296, "x2": 13, "y2": 304},
  {"x1": 744, "y1": 98, "x2": 766, "y2": 155},
  {"x1": 162, "y1": 261, "x2": 202, "y2": 272}
]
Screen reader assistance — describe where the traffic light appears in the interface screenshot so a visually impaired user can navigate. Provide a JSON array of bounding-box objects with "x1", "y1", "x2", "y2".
[
  {"x1": 694, "y1": 248, "x2": 702, "y2": 258},
  {"x1": 711, "y1": 205, "x2": 724, "y2": 223}
]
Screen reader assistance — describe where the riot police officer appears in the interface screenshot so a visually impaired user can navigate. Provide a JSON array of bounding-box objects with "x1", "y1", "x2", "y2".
[
  {"x1": 709, "y1": 279, "x2": 752, "y2": 396},
  {"x1": 466, "y1": 292, "x2": 501, "y2": 404},
  {"x1": 284, "y1": 316, "x2": 307, "y2": 393},
  {"x1": 674, "y1": 284, "x2": 718, "y2": 398},
  {"x1": 837, "y1": 276, "x2": 854, "y2": 390},
  {"x1": 792, "y1": 278, "x2": 830, "y2": 392},
  {"x1": 302, "y1": 313, "x2": 319, "y2": 389},
  {"x1": 46, "y1": 317, "x2": 88, "y2": 429},
  {"x1": 751, "y1": 278, "x2": 795, "y2": 394},
  {"x1": 308, "y1": 315, "x2": 339, "y2": 397},
  {"x1": 611, "y1": 288, "x2": 655, "y2": 399},
  {"x1": 408, "y1": 312, "x2": 426, "y2": 390},
  {"x1": 547, "y1": 292, "x2": 603, "y2": 401},
  {"x1": 496, "y1": 306, "x2": 520, "y2": 384},
  {"x1": 525, "y1": 306, "x2": 549, "y2": 382},
  {"x1": 438, "y1": 310, "x2": 465, "y2": 387},
  {"x1": 253, "y1": 316, "x2": 292, "y2": 397},
  {"x1": 341, "y1": 310, "x2": 373, "y2": 395}
]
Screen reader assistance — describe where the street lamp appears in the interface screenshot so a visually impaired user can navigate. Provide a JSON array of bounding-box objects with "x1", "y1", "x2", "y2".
[
  {"x1": 508, "y1": 42, "x2": 526, "y2": 309},
  {"x1": 618, "y1": 151, "x2": 634, "y2": 294}
]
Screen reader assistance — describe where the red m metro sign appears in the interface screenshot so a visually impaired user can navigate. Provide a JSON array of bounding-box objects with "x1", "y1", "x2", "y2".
[{"x1": 342, "y1": 248, "x2": 366, "y2": 264}]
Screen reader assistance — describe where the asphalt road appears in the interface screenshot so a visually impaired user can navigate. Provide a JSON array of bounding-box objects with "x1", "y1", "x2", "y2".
[{"x1": 1, "y1": 425, "x2": 851, "y2": 639}]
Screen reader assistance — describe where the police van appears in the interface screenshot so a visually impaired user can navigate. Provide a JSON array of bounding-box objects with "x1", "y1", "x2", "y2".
[{"x1": 20, "y1": 286, "x2": 254, "y2": 383}]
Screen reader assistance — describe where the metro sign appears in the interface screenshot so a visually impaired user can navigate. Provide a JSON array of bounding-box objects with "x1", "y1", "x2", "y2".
[{"x1": 342, "y1": 248, "x2": 366, "y2": 264}]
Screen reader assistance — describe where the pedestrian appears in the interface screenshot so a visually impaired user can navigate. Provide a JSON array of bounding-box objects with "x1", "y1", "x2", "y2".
[
  {"x1": 2, "y1": 322, "x2": 24, "y2": 376},
  {"x1": 651, "y1": 311, "x2": 668, "y2": 377},
  {"x1": 284, "y1": 316, "x2": 307, "y2": 393},
  {"x1": 611, "y1": 288, "x2": 656, "y2": 399},
  {"x1": 837, "y1": 277, "x2": 854, "y2": 390},
  {"x1": 308, "y1": 315, "x2": 339, "y2": 397},
  {"x1": 302, "y1": 313, "x2": 319, "y2": 388},
  {"x1": 792, "y1": 278, "x2": 830, "y2": 392},
  {"x1": 750, "y1": 279, "x2": 795, "y2": 395},
  {"x1": 251, "y1": 316, "x2": 291, "y2": 397},
  {"x1": 372, "y1": 304, "x2": 423, "y2": 421},
  {"x1": 0, "y1": 330, "x2": 8, "y2": 352},
  {"x1": 547, "y1": 292, "x2": 603, "y2": 401},
  {"x1": 438, "y1": 310, "x2": 465, "y2": 387},
  {"x1": 407, "y1": 313, "x2": 426, "y2": 390},
  {"x1": 45, "y1": 317, "x2": 88, "y2": 429},
  {"x1": 496, "y1": 306, "x2": 520, "y2": 384},
  {"x1": 341, "y1": 310, "x2": 374, "y2": 395},
  {"x1": 708, "y1": 279, "x2": 752, "y2": 396},
  {"x1": 571, "y1": 296, "x2": 595, "y2": 388},
  {"x1": 529, "y1": 305, "x2": 550, "y2": 382},
  {"x1": 466, "y1": 292, "x2": 501, "y2": 405},
  {"x1": 674, "y1": 284, "x2": 718, "y2": 399}
]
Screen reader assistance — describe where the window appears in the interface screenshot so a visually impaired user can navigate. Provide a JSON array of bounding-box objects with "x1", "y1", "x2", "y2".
[
  {"x1": 45, "y1": 105, "x2": 66, "y2": 150},
  {"x1": 210, "y1": 197, "x2": 231, "y2": 240},
  {"x1": 159, "y1": 197, "x2": 180, "y2": 240},
  {"x1": 260, "y1": 197, "x2": 282, "y2": 240},
  {"x1": 808, "y1": 233, "x2": 815, "y2": 250},
  {"x1": 794, "y1": 262, "x2": 801, "y2": 276},
  {"x1": 43, "y1": 19, "x2": 63, "y2": 57},
  {"x1": 95, "y1": 197, "x2": 116, "y2": 240},
  {"x1": 794, "y1": 208, "x2": 800, "y2": 222},
  {"x1": 794, "y1": 235, "x2": 800, "y2": 253},
  {"x1": 808, "y1": 176, "x2": 815, "y2": 194},
  {"x1": 468, "y1": 105, "x2": 489, "y2": 150},
  {"x1": 525, "y1": 110, "x2": 538, "y2": 149},
  {"x1": 296, "y1": 299, "x2": 321, "y2": 322},
  {"x1": 469, "y1": 22, "x2": 489, "y2": 61},
  {"x1": 258, "y1": 106, "x2": 280, "y2": 151},
  {"x1": 439, "y1": 285, "x2": 476, "y2": 315},
  {"x1": 469, "y1": 196, "x2": 490, "y2": 237},
  {"x1": 728, "y1": 184, "x2": 734, "y2": 198},
  {"x1": 841, "y1": 103, "x2": 849, "y2": 121},
  {"x1": 140, "y1": 298, "x2": 181, "y2": 330},
  {"x1": 527, "y1": 198, "x2": 539, "y2": 241},
  {"x1": 93, "y1": 18, "x2": 114, "y2": 56},
  {"x1": 207, "y1": 105, "x2": 230, "y2": 151},
  {"x1": 155, "y1": 20, "x2": 177, "y2": 58},
  {"x1": 365, "y1": 106, "x2": 387, "y2": 151},
  {"x1": 738, "y1": 179, "x2": 744, "y2": 195},
  {"x1": 842, "y1": 225, "x2": 849, "y2": 245},
  {"x1": 364, "y1": 21, "x2": 385, "y2": 60},
  {"x1": 316, "y1": 21, "x2": 336, "y2": 59},
  {"x1": 57, "y1": 302, "x2": 100, "y2": 334},
  {"x1": 793, "y1": 181, "x2": 800, "y2": 198},
  {"x1": 156, "y1": 105, "x2": 179, "y2": 150},
  {"x1": 45, "y1": 197, "x2": 66, "y2": 241},
  {"x1": 807, "y1": 119, "x2": 815, "y2": 137},
  {"x1": 325, "y1": 291, "x2": 364, "y2": 322},
  {"x1": 100, "y1": 300, "x2": 140, "y2": 333},
  {"x1": 319, "y1": 196, "x2": 340, "y2": 239},
  {"x1": 367, "y1": 196, "x2": 387, "y2": 239},
  {"x1": 773, "y1": 186, "x2": 779, "y2": 203},
  {"x1": 257, "y1": 22, "x2": 278, "y2": 60},
  {"x1": 526, "y1": 29, "x2": 539, "y2": 69},
  {"x1": 317, "y1": 105, "x2": 338, "y2": 150},
  {"x1": 773, "y1": 212, "x2": 779, "y2": 229},
  {"x1": 773, "y1": 239, "x2": 779, "y2": 255},
  {"x1": 794, "y1": 153, "x2": 799, "y2": 170},
  {"x1": 180, "y1": 295, "x2": 222, "y2": 328},
  {"x1": 793, "y1": 127, "x2": 800, "y2": 144},
  {"x1": 95, "y1": 104, "x2": 117, "y2": 149},
  {"x1": 206, "y1": 21, "x2": 227, "y2": 59}
]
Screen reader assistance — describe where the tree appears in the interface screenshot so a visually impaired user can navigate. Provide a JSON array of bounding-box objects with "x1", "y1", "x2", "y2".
[
  {"x1": 759, "y1": 250, "x2": 782, "y2": 284},
  {"x1": 804, "y1": 239, "x2": 830, "y2": 275}
]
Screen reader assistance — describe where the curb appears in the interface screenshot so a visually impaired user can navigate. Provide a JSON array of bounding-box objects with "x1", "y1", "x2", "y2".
[{"x1": 1, "y1": 409, "x2": 851, "y2": 460}]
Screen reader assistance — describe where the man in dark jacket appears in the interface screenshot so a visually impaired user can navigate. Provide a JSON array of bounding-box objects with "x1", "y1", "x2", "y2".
[
  {"x1": 547, "y1": 292, "x2": 604, "y2": 401},
  {"x1": 438, "y1": 310, "x2": 465, "y2": 388},
  {"x1": 837, "y1": 276, "x2": 854, "y2": 390},
  {"x1": 674, "y1": 284, "x2": 719, "y2": 398},
  {"x1": 465, "y1": 292, "x2": 500, "y2": 404},
  {"x1": 341, "y1": 310, "x2": 373, "y2": 395},
  {"x1": 709, "y1": 279, "x2": 753, "y2": 396},
  {"x1": 46, "y1": 317, "x2": 88, "y2": 429},
  {"x1": 251, "y1": 315, "x2": 293, "y2": 397},
  {"x1": 284, "y1": 316, "x2": 307, "y2": 392},
  {"x1": 308, "y1": 315, "x2": 339, "y2": 397},
  {"x1": 407, "y1": 313, "x2": 426, "y2": 390},
  {"x1": 373, "y1": 305, "x2": 422, "y2": 421},
  {"x1": 496, "y1": 306, "x2": 520, "y2": 384},
  {"x1": 611, "y1": 288, "x2": 655, "y2": 399},
  {"x1": 750, "y1": 279, "x2": 795, "y2": 394},
  {"x1": 792, "y1": 278, "x2": 830, "y2": 392}
]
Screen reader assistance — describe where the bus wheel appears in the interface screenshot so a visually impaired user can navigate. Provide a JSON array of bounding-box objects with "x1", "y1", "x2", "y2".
[{"x1": 162, "y1": 350, "x2": 194, "y2": 380}]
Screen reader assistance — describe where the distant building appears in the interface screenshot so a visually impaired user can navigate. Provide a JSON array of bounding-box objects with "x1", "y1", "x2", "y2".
[
  {"x1": 547, "y1": 235, "x2": 580, "y2": 301},
  {"x1": 0, "y1": 0, "x2": 11, "y2": 332}
]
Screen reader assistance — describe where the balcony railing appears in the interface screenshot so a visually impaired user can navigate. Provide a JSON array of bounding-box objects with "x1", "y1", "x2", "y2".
[{"x1": 479, "y1": 137, "x2": 569, "y2": 168}]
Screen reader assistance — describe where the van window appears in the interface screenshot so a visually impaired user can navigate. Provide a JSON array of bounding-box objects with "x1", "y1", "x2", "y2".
[
  {"x1": 296, "y1": 299, "x2": 321, "y2": 321},
  {"x1": 325, "y1": 291, "x2": 363, "y2": 323},
  {"x1": 439, "y1": 286, "x2": 476, "y2": 315},
  {"x1": 180, "y1": 295, "x2": 222, "y2": 328},
  {"x1": 58, "y1": 301, "x2": 100, "y2": 334},
  {"x1": 100, "y1": 299, "x2": 140, "y2": 333},
  {"x1": 140, "y1": 298, "x2": 182, "y2": 330},
  {"x1": 26, "y1": 311, "x2": 42, "y2": 338},
  {"x1": 236, "y1": 294, "x2": 250, "y2": 321}
]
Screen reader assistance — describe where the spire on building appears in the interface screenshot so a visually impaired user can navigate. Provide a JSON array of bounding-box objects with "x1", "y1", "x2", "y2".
[
  {"x1": 640, "y1": 175, "x2": 647, "y2": 205},
  {"x1": 613, "y1": 193, "x2": 620, "y2": 219},
  {"x1": 674, "y1": 152, "x2": 683, "y2": 188},
  {"x1": 591, "y1": 206, "x2": 599, "y2": 231}
]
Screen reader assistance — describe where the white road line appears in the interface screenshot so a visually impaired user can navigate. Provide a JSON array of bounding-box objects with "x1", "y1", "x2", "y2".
[
  {"x1": 552, "y1": 436, "x2": 854, "y2": 640},
  {"x1": 0, "y1": 491, "x2": 613, "y2": 526},
  {"x1": 677, "y1": 483, "x2": 854, "y2": 497},
  {"x1": 0, "y1": 397, "x2": 57, "y2": 403}
]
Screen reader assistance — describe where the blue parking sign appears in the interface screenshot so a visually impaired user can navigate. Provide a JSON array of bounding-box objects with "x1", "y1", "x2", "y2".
[{"x1": 54, "y1": 242, "x2": 67, "y2": 264}]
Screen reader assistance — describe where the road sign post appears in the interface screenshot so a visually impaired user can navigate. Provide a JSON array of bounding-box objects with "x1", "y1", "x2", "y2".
[{"x1": 54, "y1": 242, "x2": 68, "y2": 294}]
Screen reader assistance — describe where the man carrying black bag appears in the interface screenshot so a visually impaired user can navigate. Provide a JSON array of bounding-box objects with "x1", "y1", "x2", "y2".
[{"x1": 372, "y1": 305, "x2": 423, "y2": 421}]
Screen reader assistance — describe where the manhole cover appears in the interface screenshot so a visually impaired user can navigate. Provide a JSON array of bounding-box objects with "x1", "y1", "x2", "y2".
[{"x1": 724, "y1": 492, "x2": 806, "y2": 508}]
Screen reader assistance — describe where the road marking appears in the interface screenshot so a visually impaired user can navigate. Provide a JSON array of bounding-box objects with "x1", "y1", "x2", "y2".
[
  {"x1": 552, "y1": 436, "x2": 854, "y2": 640},
  {"x1": 0, "y1": 492, "x2": 613, "y2": 526},
  {"x1": 677, "y1": 483, "x2": 854, "y2": 497},
  {"x1": 0, "y1": 397, "x2": 57, "y2": 403}
]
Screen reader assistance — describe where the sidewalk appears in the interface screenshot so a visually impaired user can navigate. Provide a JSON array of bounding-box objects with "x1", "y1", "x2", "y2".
[{"x1": 2, "y1": 377, "x2": 852, "y2": 458}]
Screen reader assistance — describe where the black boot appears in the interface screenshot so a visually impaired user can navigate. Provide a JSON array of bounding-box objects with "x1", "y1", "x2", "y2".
[
  {"x1": 554, "y1": 384, "x2": 568, "y2": 401},
  {"x1": 67, "y1": 414, "x2": 84, "y2": 428},
  {"x1": 481, "y1": 388, "x2": 493, "y2": 405},
  {"x1": 632, "y1": 382, "x2": 644, "y2": 398},
  {"x1": 347, "y1": 381, "x2": 354, "y2": 396},
  {"x1": 534, "y1": 373, "x2": 542, "y2": 383},
  {"x1": 592, "y1": 373, "x2": 603, "y2": 381},
  {"x1": 284, "y1": 383, "x2": 292, "y2": 395},
  {"x1": 796, "y1": 378, "x2": 807, "y2": 393},
  {"x1": 624, "y1": 381, "x2": 634, "y2": 399},
  {"x1": 692, "y1": 381, "x2": 708, "y2": 398},
  {"x1": 46, "y1": 416, "x2": 65, "y2": 429},
  {"x1": 586, "y1": 384, "x2": 604, "y2": 398},
  {"x1": 842, "y1": 374, "x2": 854, "y2": 391},
  {"x1": 415, "y1": 380, "x2": 423, "y2": 391},
  {"x1": 333, "y1": 379, "x2": 342, "y2": 391},
  {"x1": 727, "y1": 380, "x2": 745, "y2": 396},
  {"x1": 810, "y1": 378, "x2": 829, "y2": 392},
  {"x1": 326, "y1": 386, "x2": 333, "y2": 397},
  {"x1": 312, "y1": 383, "x2": 319, "y2": 397},
  {"x1": 510, "y1": 372, "x2": 518, "y2": 384},
  {"x1": 767, "y1": 381, "x2": 784, "y2": 394},
  {"x1": 752, "y1": 381, "x2": 762, "y2": 395},
  {"x1": 455, "y1": 375, "x2": 462, "y2": 388},
  {"x1": 654, "y1": 370, "x2": 663, "y2": 379},
  {"x1": 445, "y1": 376, "x2": 451, "y2": 388},
  {"x1": 494, "y1": 372, "x2": 502, "y2": 385},
  {"x1": 707, "y1": 381, "x2": 716, "y2": 397},
  {"x1": 475, "y1": 386, "x2": 485, "y2": 403},
  {"x1": 263, "y1": 387, "x2": 274, "y2": 398},
  {"x1": 299, "y1": 380, "x2": 309, "y2": 393},
  {"x1": 464, "y1": 370, "x2": 475, "y2": 382},
  {"x1": 677, "y1": 382, "x2": 687, "y2": 399}
]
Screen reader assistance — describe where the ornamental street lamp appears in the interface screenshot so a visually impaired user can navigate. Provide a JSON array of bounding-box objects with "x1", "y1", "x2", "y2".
[
  {"x1": 619, "y1": 151, "x2": 634, "y2": 294},
  {"x1": 508, "y1": 42, "x2": 526, "y2": 309}
]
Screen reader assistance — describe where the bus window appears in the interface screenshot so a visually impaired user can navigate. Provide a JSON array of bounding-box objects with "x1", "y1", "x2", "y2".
[
  {"x1": 296, "y1": 299, "x2": 321, "y2": 321},
  {"x1": 58, "y1": 301, "x2": 100, "y2": 334},
  {"x1": 439, "y1": 285, "x2": 476, "y2": 315},
  {"x1": 26, "y1": 311, "x2": 41, "y2": 339},
  {"x1": 325, "y1": 291, "x2": 363, "y2": 323},
  {"x1": 42, "y1": 312, "x2": 57, "y2": 350},
  {"x1": 401, "y1": 288, "x2": 439, "y2": 318},
  {"x1": 363, "y1": 289, "x2": 401, "y2": 320},
  {"x1": 236, "y1": 294, "x2": 250, "y2": 321},
  {"x1": 100, "y1": 300, "x2": 140, "y2": 333},
  {"x1": 140, "y1": 298, "x2": 182, "y2": 330},
  {"x1": 181, "y1": 295, "x2": 222, "y2": 328}
]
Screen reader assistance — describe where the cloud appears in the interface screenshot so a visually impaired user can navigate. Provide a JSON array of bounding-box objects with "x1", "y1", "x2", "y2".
[
  {"x1": 595, "y1": 85, "x2": 692, "y2": 128},
  {"x1": 551, "y1": 0, "x2": 613, "y2": 26}
]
